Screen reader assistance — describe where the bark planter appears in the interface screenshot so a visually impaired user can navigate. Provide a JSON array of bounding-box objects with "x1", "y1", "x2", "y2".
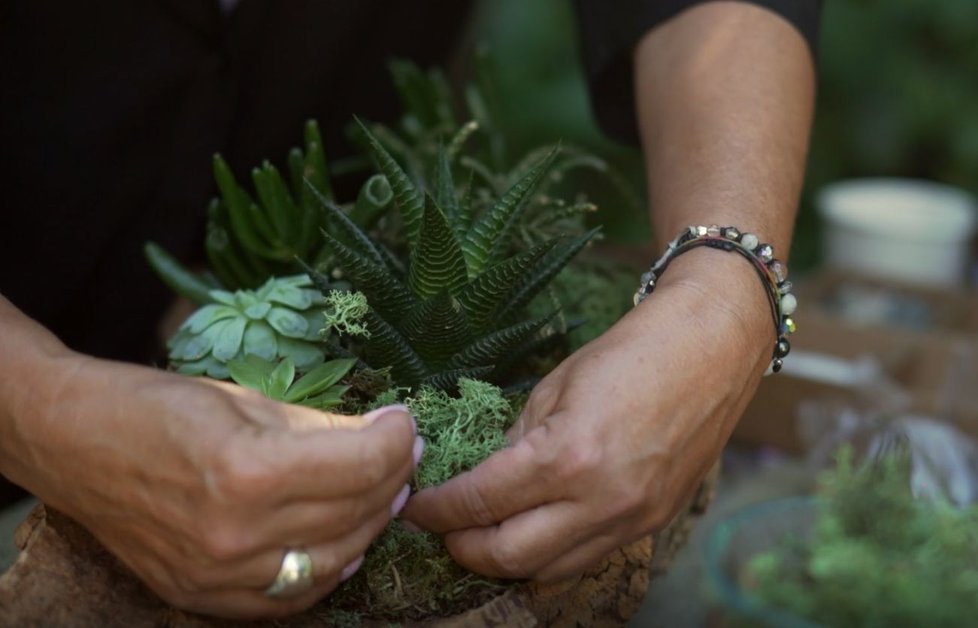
[{"x1": 0, "y1": 465, "x2": 717, "y2": 627}]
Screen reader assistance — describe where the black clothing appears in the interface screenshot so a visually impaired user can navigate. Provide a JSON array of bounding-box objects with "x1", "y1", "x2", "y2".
[
  {"x1": 574, "y1": 0, "x2": 821, "y2": 143},
  {"x1": 0, "y1": 0, "x2": 471, "y2": 366}
]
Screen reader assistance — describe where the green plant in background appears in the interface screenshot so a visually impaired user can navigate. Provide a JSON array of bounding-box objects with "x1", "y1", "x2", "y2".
[
  {"x1": 304, "y1": 122, "x2": 599, "y2": 391},
  {"x1": 747, "y1": 448, "x2": 978, "y2": 627},
  {"x1": 226, "y1": 356, "x2": 355, "y2": 410}
]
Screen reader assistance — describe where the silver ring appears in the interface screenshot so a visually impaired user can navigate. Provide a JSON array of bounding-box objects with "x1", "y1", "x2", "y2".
[{"x1": 264, "y1": 548, "x2": 315, "y2": 598}]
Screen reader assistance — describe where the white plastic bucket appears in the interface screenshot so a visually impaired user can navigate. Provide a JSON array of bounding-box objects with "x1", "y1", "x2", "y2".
[{"x1": 817, "y1": 178, "x2": 978, "y2": 287}]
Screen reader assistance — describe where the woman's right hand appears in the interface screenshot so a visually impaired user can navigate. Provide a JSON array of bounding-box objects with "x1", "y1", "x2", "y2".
[{"x1": 0, "y1": 334, "x2": 419, "y2": 619}]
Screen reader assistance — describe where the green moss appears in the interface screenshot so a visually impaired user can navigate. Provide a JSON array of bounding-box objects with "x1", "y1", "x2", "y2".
[
  {"x1": 322, "y1": 290, "x2": 371, "y2": 338},
  {"x1": 325, "y1": 379, "x2": 516, "y2": 621}
]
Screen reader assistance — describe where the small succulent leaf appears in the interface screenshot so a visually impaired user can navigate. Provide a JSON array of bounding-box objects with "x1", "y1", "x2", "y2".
[
  {"x1": 434, "y1": 143, "x2": 459, "y2": 222},
  {"x1": 355, "y1": 118, "x2": 424, "y2": 247},
  {"x1": 227, "y1": 355, "x2": 276, "y2": 391},
  {"x1": 297, "y1": 260, "x2": 335, "y2": 295},
  {"x1": 252, "y1": 162, "x2": 299, "y2": 244},
  {"x1": 283, "y1": 358, "x2": 356, "y2": 403},
  {"x1": 408, "y1": 196, "x2": 468, "y2": 300},
  {"x1": 265, "y1": 358, "x2": 296, "y2": 400},
  {"x1": 276, "y1": 337, "x2": 325, "y2": 370},
  {"x1": 319, "y1": 229, "x2": 416, "y2": 323},
  {"x1": 144, "y1": 242, "x2": 215, "y2": 306},
  {"x1": 456, "y1": 239, "x2": 556, "y2": 334},
  {"x1": 264, "y1": 282, "x2": 313, "y2": 310},
  {"x1": 400, "y1": 292, "x2": 472, "y2": 368},
  {"x1": 209, "y1": 290, "x2": 238, "y2": 307},
  {"x1": 265, "y1": 306, "x2": 309, "y2": 339},
  {"x1": 448, "y1": 313, "x2": 554, "y2": 370},
  {"x1": 242, "y1": 321, "x2": 278, "y2": 360},
  {"x1": 361, "y1": 310, "x2": 428, "y2": 387},
  {"x1": 181, "y1": 304, "x2": 239, "y2": 334},
  {"x1": 497, "y1": 227, "x2": 600, "y2": 322},
  {"x1": 420, "y1": 366, "x2": 493, "y2": 392},
  {"x1": 462, "y1": 145, "x2": 560, "y2": 274},
  {"x1": 389, "y1": 59, "x2": 456, "y2": 129},
  {"x1": 305, "y1": 180, "x2": 386, "y2": 268},
  {"x1": 177, "y1": 356, "x2": 229, "y2": 379},
  {"x1": 297, "y1": 386, "x2": 348, "y2": 409},
  {"x1": 212, "y1": 316, "x2": 247, "y2": 361},
  {"x1": 168, "y1": 329, "x2": 214, "y2": 362},
  {"x1": 243, "y1": 302, "x2": 272, "y2": 320},
  {"x1": 302, "y1": 120, "x2": 333, "y2": 202},
  {"x1": 455, "y1": 169, "x2": 476, "y2": 242},
  {"x1": 287, "y1": 147, "x2": 305, "y2": 199}
]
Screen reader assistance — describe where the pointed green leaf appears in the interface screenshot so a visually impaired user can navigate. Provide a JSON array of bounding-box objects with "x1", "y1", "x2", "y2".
[
  {"x1": 455, "y1": 169, "x2": 476, "y2": 242},
  {"x1": 434, "y1": 143, "x2": 459, "y2": 223},
  {"x1": 447, "y1": 120, "x2": 479, "y2": 163},
  {"x1": 227, "y1": 355, "x2": 277, "y2": 391},
  {"x1": 497, "y1": 227, "x2": 600, "y2": 322},
  {"x1": 456, "y1": 239, "x2": 556, "y2": 333},
  {"x1": 303, "y1": 120, "x2": 332, "y2": 202},
  {"x1": 400, "y1": 292, "x2": 472, "y2": 368},
  {"x1": 252, "y1": 161, "x2": 300, "y2": 244},
  {"x1": 298, "y1": 385, "x2": 349, "y2": 409},
  {"x1": 448, "y1": 314, "x2": 554, "y2": 370},
  {"x1": 408, "y1": 197, "x2": 468, "y2": 300},
  {"x1": 264, "y1": 358, "x2": 295, "y2": 400},
  {"x1": 213, "y1": 154, "x2": 281, "y2": 258},
  {"x1": 462, "y1": 145, "x2": 559, "y2": 274},
  {"x1": 144, "y1": 242, "x2": 215, "y2": 305},
  {"x1": 287, "y1": 147, "x2": 305, "y2": 199},
  {"x1": 283, "y1": 358, "x2": 356, "y2": 403},
  {"x1": 319, "y1": 229, "x2": 416, "y2": 323},
  {"x1": 306, "y1": 180, "x2": 386, "y2": 268},
  {"x1": 355, "y1": 118, "x2": 424, "y2": 247},
  {"x1": 361, "y1": 310, "x2": 428, "y2": 387}
]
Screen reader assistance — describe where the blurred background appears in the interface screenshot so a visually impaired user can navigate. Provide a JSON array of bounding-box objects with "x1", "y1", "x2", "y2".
[{"x1": 468, "y1": 1, "x2": 978, "y2": 626}]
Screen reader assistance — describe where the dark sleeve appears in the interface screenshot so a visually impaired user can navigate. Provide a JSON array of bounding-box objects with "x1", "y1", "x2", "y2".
[{"x1": 572, "y1": 0, "x2": 822, "y2": 144}]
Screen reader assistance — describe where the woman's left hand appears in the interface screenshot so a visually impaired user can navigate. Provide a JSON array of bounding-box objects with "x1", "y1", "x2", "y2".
[{"x1": 403, "y1": 250, "x2": 774, "y2": 581}]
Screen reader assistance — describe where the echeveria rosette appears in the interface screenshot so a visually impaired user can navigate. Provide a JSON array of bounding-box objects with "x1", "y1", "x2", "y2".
[{"x1": 168, "y1": 274, "x2": 328, "y2": 379}]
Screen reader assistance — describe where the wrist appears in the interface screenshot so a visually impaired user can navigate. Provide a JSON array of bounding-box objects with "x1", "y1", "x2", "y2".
[{"x1": 648, "y1": 246, "x2": 776, "y2": 365}]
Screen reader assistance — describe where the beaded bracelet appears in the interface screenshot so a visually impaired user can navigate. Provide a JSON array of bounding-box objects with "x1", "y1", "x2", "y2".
[{"x1": 633, "y1": 225, "x2": 797, "y2": 375}]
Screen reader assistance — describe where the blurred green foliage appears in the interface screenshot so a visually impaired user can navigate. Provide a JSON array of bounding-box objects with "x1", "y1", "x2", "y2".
[{"x1": 472, "y1": 0, "x2": 978, "y2": 272}]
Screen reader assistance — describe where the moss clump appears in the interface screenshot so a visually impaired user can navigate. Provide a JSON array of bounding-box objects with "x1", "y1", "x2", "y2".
[
  {"x1": 748, "y1": 449, "x2": 978, "y2": 627},
  {"x1": 321, "y1": 290, "x2": 372, "y2": 338},
  {"x1": 326, "y1": 379, "x2": 516, "y2": 622}
]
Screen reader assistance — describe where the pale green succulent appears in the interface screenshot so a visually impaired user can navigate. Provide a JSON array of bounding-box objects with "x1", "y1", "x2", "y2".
[{"x1": 168, "y1": 275, "x2": 328, "y2": 379}]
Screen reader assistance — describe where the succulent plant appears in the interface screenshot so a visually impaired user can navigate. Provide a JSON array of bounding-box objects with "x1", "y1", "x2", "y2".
[
  {"x1": 303, "y1": 123, "x2": 598, "y2": 391},
  {"x1": 168, "y1": 275, "x2": 328, "y2": 379},
  {"x1": 226, "y1": 356, "x2": 355, "y2": 410}
]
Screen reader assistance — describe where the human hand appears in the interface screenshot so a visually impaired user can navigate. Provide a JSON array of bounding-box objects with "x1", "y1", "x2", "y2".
[
  {"x1": 403, "y1": 250, "x2": 772, "y2": 581},
  {"x1": 1, "y1": 352, "x2": 419, "y2": 618}
]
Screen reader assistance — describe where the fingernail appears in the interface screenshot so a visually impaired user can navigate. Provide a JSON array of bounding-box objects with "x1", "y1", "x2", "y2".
[
  {"x1": 399, "y1": 519, "x2": 423, "y2": 534},
  {"x1": 412, "y1": 436, "x2": 425, "y2": 466},
  {"x1": 390, "y1": 483, "x2": 411, "y2": 517},
  {"x1": 340, "y1": 555, "x2": 365, "y2": 582},
  {"x1": 363, "y1": 404, "x2": 410, "y2": 425}
]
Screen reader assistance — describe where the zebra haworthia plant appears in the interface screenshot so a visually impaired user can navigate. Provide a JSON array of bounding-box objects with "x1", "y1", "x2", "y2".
[{"x1": 305, "y1": 121, "x2": 599, "y2": 391}]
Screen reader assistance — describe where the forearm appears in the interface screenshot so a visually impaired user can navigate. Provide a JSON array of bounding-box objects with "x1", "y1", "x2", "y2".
[
  {"x1": 0, "y1": 294, "x2": 78, "y2": 489},
  {"x1": 635, "y1": 0, "x2": 815, "y2": 254}
]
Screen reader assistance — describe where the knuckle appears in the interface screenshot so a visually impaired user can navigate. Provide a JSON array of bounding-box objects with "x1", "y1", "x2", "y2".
[
  {"x1": 460, "y1": 483, "x2": 498, "y2": 527},
  {"x1": 488, "y1": 542, "x2": 528, "y2": 578},
  {"x1": 209, "y1": 444, "x2": 277, "y2": 502},
  {"x1": 354, "y1": 441, "x2": 390, "y2": 487},
  {"x1": 198, "y1": 519, "x2": 249, "y2": 562},
  {"x1": 554, "y1": 442, "x2": 601, "y2": 483}
]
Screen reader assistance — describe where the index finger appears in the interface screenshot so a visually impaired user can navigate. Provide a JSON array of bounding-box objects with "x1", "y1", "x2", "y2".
[
  {"x1": 402, "y1": 425, "x2": 566, "y2": 534},
  {"x1": 242, "y1": 405, "x2": 418, "y2": 501}
]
